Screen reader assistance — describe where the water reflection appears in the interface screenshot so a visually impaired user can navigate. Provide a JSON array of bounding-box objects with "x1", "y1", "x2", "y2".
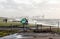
[
  {"x1": 0, "y1": 33, "x2": 34, "y2": 39},
  {"x1": 0, "y1": 33, "x2": 60, "y2": 39}
]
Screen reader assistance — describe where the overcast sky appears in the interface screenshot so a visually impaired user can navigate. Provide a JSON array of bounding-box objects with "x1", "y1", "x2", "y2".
[{"x1": 0, "y1": 0, "x2": 60, "y2": 19}]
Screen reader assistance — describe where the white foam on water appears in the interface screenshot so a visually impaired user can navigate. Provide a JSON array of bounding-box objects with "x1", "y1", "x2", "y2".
[
  {"x1": 15, "y1": 35, "x2": 23, "y2": 38},
  {"x1": 15, "y1": 35, "x2": 33, "y2": 38}
]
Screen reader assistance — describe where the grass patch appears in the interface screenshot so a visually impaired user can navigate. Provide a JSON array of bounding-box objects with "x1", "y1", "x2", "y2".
[
  {"x1": 0, "y1": 22, "x2": 22, "y2": 26},
  {"x1": 0, "y1": 30, "x2": 19, "y2": 37},
  {"x1": 0, "y1": 22, "x2": 35, "y2": 27}
]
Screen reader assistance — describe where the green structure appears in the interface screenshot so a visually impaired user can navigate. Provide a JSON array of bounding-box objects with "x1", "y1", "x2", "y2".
[
  {"x1": 20, "y1": 18, "x2": 28, "y2": 25},
  {"x1": 20, "y1": 18, "x2": 28, "y2": 32}
]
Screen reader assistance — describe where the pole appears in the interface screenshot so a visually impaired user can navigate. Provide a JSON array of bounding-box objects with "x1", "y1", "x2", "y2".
[
  {"x1": 36, "y1": 25, "x2": 38, "y2": 30},
  {"x1": 40, "y1": 24, "x2": 42, "y2": 32},
  {"x1": 50, "y1": 26, "x2": 51, "y2": 32},
  {"x1": 23, "y1": 24, "x2": 25, "y2": 32},
  {"x1": 57, "y1": 20, "x2": 59, "y2": 32},
  {"x1": 11, "y1": 24, "x2": 12, "y2": 32}
]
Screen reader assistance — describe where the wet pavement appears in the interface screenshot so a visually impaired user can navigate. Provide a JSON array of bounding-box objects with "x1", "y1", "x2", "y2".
[{"x1": 0, "y1": 33, "x2": 60, "y2": 39}]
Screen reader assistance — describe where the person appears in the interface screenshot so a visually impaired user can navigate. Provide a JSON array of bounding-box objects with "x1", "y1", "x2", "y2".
[
  {"x1": 25, "y1": 18, "x2": 28, "y2": 25},
  {"x1": 3, "y1": 18, "x2": 7, "y2": 23}
]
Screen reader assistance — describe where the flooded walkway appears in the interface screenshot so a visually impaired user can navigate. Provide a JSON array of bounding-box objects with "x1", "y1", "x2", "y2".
[{"x1": 0, "y1": 33, "x2": 60, "y2": 39}]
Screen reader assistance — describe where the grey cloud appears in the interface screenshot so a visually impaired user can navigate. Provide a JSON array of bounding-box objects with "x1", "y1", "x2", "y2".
[
  {"x1": 0, "y1": 0, "x2": 60, "y2": 19},
  {"x1": 0, "y1": 0, "x2": 17, "y2": 9},
  {"x1": 0, "y1": 0, "x2": 48, "y2": 17}
]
